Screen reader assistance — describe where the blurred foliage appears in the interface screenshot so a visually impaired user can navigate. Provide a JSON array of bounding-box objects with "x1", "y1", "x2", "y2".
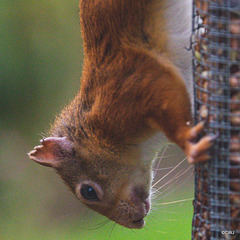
[
  {"x1": 0, "y1": 0, "x2": 82, "y2": 137},
  {"x1": 0, "y1": 1, "x2": 194, "y2": 239}
]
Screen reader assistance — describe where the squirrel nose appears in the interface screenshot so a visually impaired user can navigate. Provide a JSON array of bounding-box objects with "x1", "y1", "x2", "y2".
[
  {"x1": 132, "y1": 185, "x2": 149, "y2": 201},
  {"x1": 131, "y1": 185, "x2": 150, "y2": 212},
  {"x1": 144, "y1": 198, "x2": 150, "y2": 214}
]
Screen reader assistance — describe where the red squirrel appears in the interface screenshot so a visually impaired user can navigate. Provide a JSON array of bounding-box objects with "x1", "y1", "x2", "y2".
[{"x1": 29, "y1": 0, "x2": 215, "y2": 229}]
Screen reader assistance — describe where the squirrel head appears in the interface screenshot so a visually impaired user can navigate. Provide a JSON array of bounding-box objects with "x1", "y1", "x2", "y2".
[{"x1": 28, "y1": 136, "x2": 152, "y2": 229}]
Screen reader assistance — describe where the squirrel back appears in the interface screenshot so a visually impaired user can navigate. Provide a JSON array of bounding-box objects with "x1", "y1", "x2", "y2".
[{"x1": 80, "y1": 0, "x2": 192, "y2": 85}]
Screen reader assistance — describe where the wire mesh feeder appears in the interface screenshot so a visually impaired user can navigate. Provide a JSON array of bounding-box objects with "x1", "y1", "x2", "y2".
[{"x1": 192, "y1": 0, "x2": 240, "y2": 239}]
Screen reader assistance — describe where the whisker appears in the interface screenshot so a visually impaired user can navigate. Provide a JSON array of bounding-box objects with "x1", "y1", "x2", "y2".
[
  {"x1": 157, "y1": 171, "x2": 194, "y2": 202},
  {"x1": 151, "y1": 185, "x2": 162, "y2": 195},
  {"x1": 109, "y1": 208, "x2": 123, "y2": 226},
  {"x1": 80, "y1": 211, "x2": 122, "y2": 231},
  {"x1": 151, "y1": 166, "x2": 191, "y2": 200},
  {"x1": 107, "y1": 221, "x2": 117, "y2": 239},
  {"x1": 152, "y1": 166, "x2": 175, "y2": 171},
  {"x1": 145, "y1": 216, "x2": 167, "y2": 235},
  {"x1": 155, "y1": 183, "x2": 176, "y2": 199},
  {"x1": 155, "y1": 165, "x2": 193, "y2": 193},
  {"x1": 156, "y1": 210, "x2": 178, "y2": 214},
  {"x1": 152, "y1": 229, "x2": 167, "y2": 234},
  {"x1": 156, "y1": 198, "x2": 194, "y2": 206},
  {"x1": 82, "y1": 218, "x2": 112, "y2": 230},
  {"x1": 155, "y1": 168, "x2": 186, "y2": 193},
  {"x1": 151, "y1": 167, "x2": 190, "y2": 201},
  {"x1": 154, "y1": 143, "x2": 173, "y2": 172},
  {"x1": 152, "y1": 157, "x2": 187, "y2": 188},
  {"x1": 160, "y1": 218, "x2": 179, "y2": 222}
]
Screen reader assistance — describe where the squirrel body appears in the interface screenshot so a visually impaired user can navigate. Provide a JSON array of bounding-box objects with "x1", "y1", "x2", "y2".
[{"x1": 29, "y1": 0, "x2": 214, "y2": 229}]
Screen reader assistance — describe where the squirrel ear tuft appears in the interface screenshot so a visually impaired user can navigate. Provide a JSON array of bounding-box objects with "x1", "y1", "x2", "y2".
[{"x1": 28, "y1": 137, "x2": 73, "y2": 168}]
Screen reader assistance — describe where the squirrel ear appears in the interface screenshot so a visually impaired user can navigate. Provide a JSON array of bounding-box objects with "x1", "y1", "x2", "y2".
[{"x1": 28, "y1": 137, "x2": 73, "y2": 168}]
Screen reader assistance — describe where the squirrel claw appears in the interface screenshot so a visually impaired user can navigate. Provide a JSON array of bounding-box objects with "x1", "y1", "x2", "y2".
[
  {"x1": 184, "y1": 122, "x2": 216, "y2": 164},
  {"x1": 187, "y1": 121, "x2": 205, "y2": 142}
]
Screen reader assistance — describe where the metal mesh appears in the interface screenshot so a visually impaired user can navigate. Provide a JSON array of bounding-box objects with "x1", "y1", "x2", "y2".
[{"x1": 192, "y1": 0, "x2": 240, "y2": 239}]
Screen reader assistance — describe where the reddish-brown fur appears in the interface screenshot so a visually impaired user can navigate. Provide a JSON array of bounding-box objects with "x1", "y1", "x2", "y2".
[
  {"x1": 52, "y1": 0, "x2": 193, "y2": 151},
  {"x1": 29, "y1": 0, "x2": 214, "y2": 229}
]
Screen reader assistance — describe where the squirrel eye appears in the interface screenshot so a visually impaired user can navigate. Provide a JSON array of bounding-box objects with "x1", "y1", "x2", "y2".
[{"x1": 80, "y1": 184, "x2": 99, "y2": 201}]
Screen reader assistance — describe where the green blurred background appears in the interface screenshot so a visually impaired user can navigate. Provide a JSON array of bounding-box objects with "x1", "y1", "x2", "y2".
[{"x1": 0, "y1": 1, "x2": 194, "y2": 239}]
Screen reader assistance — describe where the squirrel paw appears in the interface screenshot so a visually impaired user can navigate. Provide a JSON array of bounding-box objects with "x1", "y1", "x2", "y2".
[{"x1": 184, "y1": 122, "x2": 216, "y2": 164}]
